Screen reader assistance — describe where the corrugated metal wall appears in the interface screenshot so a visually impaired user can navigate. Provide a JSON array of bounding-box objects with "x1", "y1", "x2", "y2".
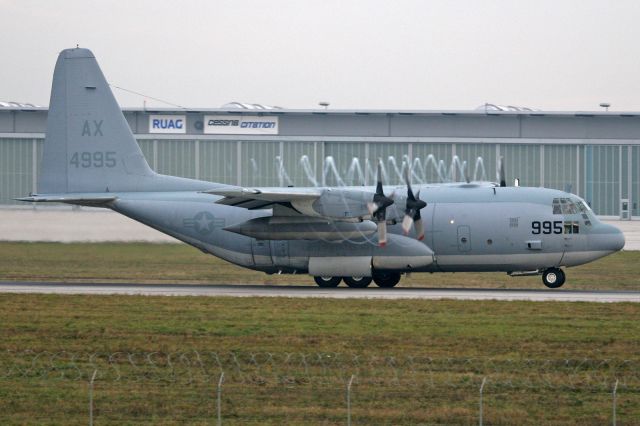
[
  {"x1": 0, "y1": 138, "x2": 41, "y2": 204},
  {"x1": 0, "y1": 136, "x2": 634, "y2": 216}
]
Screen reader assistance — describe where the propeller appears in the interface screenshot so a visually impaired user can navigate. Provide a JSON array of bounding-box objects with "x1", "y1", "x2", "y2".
[
  {"x1": 463, "y1": 160, "x2": 471, "y2": 184},
  {"x1": 498, "y1": 155, "x2": 506, "y2": 187},
  {"x1": 401, "y1": 167, "x2": 427, "y2": 240},
  {"x1": 367, "y1": 160, "x2": 394, "y2": 247}
]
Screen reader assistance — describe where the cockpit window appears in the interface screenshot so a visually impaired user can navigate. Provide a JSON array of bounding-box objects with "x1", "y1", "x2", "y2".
[
  {"x1": 552, "y1": 198, "x2": 578, "y2": 214},
  {"x1": 562, "y1": 199, "x2": 578, "y2": 214},
  {"x1": 564, "y1": 221, "x2": 580, "y2": 234},
  {"x1": 573, "y1": 196, "x2": 593, "y2": 212},
  {"x1": 574, "y1": 198, "x2": 594, "y2": 226}
]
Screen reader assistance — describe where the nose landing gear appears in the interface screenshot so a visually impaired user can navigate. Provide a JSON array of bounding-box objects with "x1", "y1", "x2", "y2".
[{"x1": 542, "y1": 268, "x2": 565, "y2": 288}]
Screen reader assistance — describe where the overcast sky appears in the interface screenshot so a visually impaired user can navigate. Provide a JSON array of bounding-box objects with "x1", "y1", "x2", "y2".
[{"x1": 1, "y1": 0, "x2": 639, "y2": 111}]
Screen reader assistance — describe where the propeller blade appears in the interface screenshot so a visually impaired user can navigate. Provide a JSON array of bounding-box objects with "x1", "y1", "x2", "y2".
[
  {"x1": 401, "y1": 214, "x2": 414, "y2": 235},
  {"x1": 414, "y1": 218, "x2": 425, "y2": 241},
  {"x1": 402, "y1": 167, "x2": 427, "y2": 239},
  {"x1": 370, "y1": 158, "x2": 395, "y2": 246},
  {"x1": 377, "y1": 221, "x2": 388, "y2": 247},
  {"x1": 407, "y1": 185, "x2": 415, "y2": 201},
  {"x1": 370, "y1": 158, "x2": 394, "y2": 231},
  {"x1": 376, "y1": 159, "x2": 384, "y2": 194},
  {"x1": 403, "y1": 166, "x2": 416, "y2": 200},
  {"x1": 498, "y1": 155, "x2": 506, "y2": 187},
  {"x1": 367, "y1": 201, "x2": 380, "y2": 215},
  {"x1": 463, "y1": 161, "x2": 470, "y2": 184}
]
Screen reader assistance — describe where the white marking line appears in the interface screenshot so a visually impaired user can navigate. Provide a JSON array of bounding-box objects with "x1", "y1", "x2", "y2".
[{"x1": 0, "y1": 284, "x2": 639, "y2": 303}]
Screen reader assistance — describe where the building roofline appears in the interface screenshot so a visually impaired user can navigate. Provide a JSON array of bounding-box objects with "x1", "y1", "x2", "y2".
[{"x1": 2, "y1": 106, "x2": 640, "y2": 118}]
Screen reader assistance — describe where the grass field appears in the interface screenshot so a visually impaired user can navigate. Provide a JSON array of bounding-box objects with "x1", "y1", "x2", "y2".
[
  {"x1": 0, "y1": 242, "x2": 639, "y2": 424},
  {"x1": 0, "y1": 294, "x2": 639, "y2": 424},
  {"x1": 0, "y1": 241, "x2": 639, "y2": 290}
]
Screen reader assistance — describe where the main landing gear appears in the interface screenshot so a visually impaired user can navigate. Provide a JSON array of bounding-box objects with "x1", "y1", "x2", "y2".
[
  {"x1": 372, "y1": 272, "x2": 401, "y2": 288},
  {"x1": 313, "y1": 273, "x2": 402, "y2": 288},
  {"x1": 343, "y1": 276, "x2": 373, "y2": 288},
  {"x1": 313, "y1": 276, "x2": 342, "y2": 288},
  {"x1": 542, "y1": 268, "x2": 565, "y2": 289}
]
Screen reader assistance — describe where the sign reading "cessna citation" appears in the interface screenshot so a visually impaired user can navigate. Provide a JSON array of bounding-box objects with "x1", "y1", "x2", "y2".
[{"x1": 204, "y1": 115, "x2": 279, "y2": 135}]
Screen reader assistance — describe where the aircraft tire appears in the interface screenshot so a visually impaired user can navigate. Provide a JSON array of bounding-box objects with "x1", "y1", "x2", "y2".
[
  {"x1": 542, "y1": 268, "x2": 565, "y2": 288},
  {"x1": 314, "y1": 276, "x2": 342, "y2": 288},
  {"x1": 373, "y1": 272, "x2": 401, "y2": 288},
  {"x1": 343, "y1": 276, "x2": 373, "y2": 288}
]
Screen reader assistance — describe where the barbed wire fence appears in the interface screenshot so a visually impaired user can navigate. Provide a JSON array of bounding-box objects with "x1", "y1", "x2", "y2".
[{"x1": 1, "y1": 351, "x2": 639, "y2": 424}]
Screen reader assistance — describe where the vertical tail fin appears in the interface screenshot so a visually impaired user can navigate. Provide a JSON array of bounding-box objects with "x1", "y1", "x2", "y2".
[{"x1": 38, "y1": 48, "x2": 155, "y2": 194}]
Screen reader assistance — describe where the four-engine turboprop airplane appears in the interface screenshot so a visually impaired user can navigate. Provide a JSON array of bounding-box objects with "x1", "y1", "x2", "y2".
[{"x1": 18, "y1": 48, "x2": 625, "y2": 288}]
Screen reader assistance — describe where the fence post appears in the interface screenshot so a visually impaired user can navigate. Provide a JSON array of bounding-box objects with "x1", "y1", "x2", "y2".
[
  {"x1": 479, "y1": 377, "x2": 487, "y2": 426},
  {"x1": 347, "y1": 374, "x2": 355, "y2": 426},
  {"x1": 217, "y1": 372, "x2": 225, "y2": 426},
  {"x1": 89, "y1": 369, "x2": 97, "y2": 426},
  {"x1": 612, "y1": 379, "x2": 619, "y2": 426}
]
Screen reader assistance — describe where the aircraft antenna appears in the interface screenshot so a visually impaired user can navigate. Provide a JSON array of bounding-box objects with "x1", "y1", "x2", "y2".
[{"x1": 110, "y1": 84, "x2": 187, "y2": 109}]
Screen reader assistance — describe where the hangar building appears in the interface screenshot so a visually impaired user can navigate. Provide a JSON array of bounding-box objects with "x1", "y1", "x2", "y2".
[{"x1": 1, "y1": 105, "x2": 639, "y2": 218}]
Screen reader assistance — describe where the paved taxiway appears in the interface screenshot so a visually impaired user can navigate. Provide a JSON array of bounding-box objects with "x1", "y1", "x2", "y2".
[{"x1": 1, "y1": 282, "x2": 639, "y2": 303}]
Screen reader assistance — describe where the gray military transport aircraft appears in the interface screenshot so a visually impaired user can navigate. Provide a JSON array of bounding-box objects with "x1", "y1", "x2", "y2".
[{"x1": 18, "y1": 48, "x2": 625, "y2": 289}]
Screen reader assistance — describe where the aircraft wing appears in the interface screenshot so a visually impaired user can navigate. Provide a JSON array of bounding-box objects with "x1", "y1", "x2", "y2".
[
  {"x1": 203, "y1": 187, "x2": 322, "y2": 210},
  {"x1": 203, "y1": 174, "x2": 428, "y2": 247},
  {"x1": 204, "y1": 186, "x2": 384, "y2": 242}
]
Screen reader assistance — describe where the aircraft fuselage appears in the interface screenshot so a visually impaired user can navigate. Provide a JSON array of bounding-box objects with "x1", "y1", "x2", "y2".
[{"x1": 108, "y1": 183, "x2": 624, "y2": 276}]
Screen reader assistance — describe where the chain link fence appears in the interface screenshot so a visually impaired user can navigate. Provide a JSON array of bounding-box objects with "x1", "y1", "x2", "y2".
[{"x1": 1, "y1": 350, "x2": 639, "y2": 424}]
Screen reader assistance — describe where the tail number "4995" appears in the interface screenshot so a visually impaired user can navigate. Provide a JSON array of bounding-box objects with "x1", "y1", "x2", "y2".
[
  {"x1": 531, "y1": 221, "x2": 563, "y2": 234},
  {"x1": 69, "y1": 152, "x2": 117, "y2": 168}
]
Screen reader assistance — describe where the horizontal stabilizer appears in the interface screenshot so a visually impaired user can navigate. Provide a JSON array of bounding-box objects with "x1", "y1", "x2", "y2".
[{"x1": 15, "y1": 194, "x2": 117, "y2": 206}]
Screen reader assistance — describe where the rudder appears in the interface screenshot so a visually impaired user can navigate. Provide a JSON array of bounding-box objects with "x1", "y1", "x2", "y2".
[{"x1": 38, "y1": 48, "x2": 155, "y2": 194}]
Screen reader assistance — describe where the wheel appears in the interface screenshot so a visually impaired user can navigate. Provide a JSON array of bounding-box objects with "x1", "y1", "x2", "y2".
[
  {"x1": 343, "y1": 276, "x2": 372, "y2": 288},
  {"x1": 542, "y1": 268, "x2": 565, "y2": 288},
  {"x1": 313, "y1": 276, "x2": 341, "y2": 288},
  {"x1": 373, "y1": 272, "x2": 401, "y2": 288}
]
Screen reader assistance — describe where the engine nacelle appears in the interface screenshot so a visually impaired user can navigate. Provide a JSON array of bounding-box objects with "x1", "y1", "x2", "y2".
[
  {"x1": 291, "y1": 188, "x2": 406, "y2": 221},
  {"x1": 225, "y1": 216, "x2": 377, "y2": 241}
]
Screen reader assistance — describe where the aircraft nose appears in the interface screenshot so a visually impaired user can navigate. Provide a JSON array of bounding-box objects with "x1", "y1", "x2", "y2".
[{"x1": 590, "y1": 223, "x2": 625, "y2": 252}]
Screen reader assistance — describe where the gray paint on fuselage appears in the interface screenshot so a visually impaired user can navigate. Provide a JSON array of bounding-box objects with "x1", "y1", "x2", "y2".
[{"x1": 104, "y1": 184, "x2": 619, "y2": 274}]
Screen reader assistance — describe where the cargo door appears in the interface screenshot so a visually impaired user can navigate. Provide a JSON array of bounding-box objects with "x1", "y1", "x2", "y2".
[{"x1": 457, "y1": 225, "x2": 471, "y2": 252}]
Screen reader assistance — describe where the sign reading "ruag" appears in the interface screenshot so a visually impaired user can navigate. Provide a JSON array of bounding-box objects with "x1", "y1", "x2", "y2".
[
  {"x1": 204, "y1": 115, "x2": 279, "y2": 135},
  {"x1": 149, "y1": 115, "x2": 186, "y2": 134}
]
